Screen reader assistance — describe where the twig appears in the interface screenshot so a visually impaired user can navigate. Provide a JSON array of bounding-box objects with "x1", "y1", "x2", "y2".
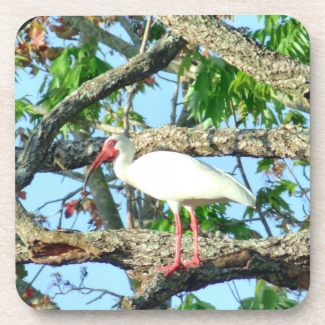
[
  {"x1": 139, "y1": 196, "x2": 172, "y2": 224},
  {"x1": 232, "y1": 281, "x2": 246, "y2": 310},
  {"x1": 220, "y1": 217, "x2": 264, "y2": 227},
  {"x1": 136, "y1": 190, "x2": 144, "y2": 229},
  {"x1": 70, "y1": 213, "x2": 80, "y2": 230},
  {"x1": 303, "y1": 166, "x2": 310, "y2": 181},
  {"x1": 227, "y1": 281, "x2": 246, "y2": 310},
  {"x1": 34, "y1": 186, "x2": 82, "y2": 214},
  {"x1": 26, "y1": 265, "x2": 45, "y2": 290},
  {"x1": 176, "y1": 100, "x2": 189, "y2": 106},
  {"x1": 53, "y1": 284, "x2": 123, "y2": 304},
  {"x1": 53, "y1": 170, "x2": 86, "y2": 183},
  {"x1": 85, "y1": 287, "x2": 123, "y2": 304},
  {"x1": 104, "y1": 105, "x2": 150, "y2": 129},
  {"x1": 170, "y1": 77, "x2": 180, "y2": 125},
  {"x1": 282, "y1": 159, "x2": 310, "y2": 203},
  {"x1": 139, "y1": 16, "x2": 152, "y2": 53},
  {"x1": 126, "y1": 185, "x2": 134, "y2": 229},
  {"x1": 123, "y1": 85, "x2": 137, "y2": 229},
  {"x1": 71, "y1": 118, "x2": 124, "y2": 134},
  {"x1": 157, "y1": 73, "x2": 178, "y2": 83},
  {"x1": 123, "y1": 84, "x2": 138, "y2": 138}
]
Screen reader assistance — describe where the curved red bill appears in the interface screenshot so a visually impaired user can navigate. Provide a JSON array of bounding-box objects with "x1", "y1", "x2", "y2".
[{"x1": 83, "y1": 145, "x2": 118, "y2": 192}]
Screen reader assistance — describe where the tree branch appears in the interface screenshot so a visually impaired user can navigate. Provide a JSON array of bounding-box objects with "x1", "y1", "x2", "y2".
[
  {"x1": 15, "y1": 125, "x2": 309, "y2": 176},
  {"x1": 157, "y1": 15, "x2": 310, "y2": 103},
  {"x1": 116, "y1": 16, "x2": 142, "y2": 48},
  {"x1": 16, "y1": 197, "x2": 309, "y2": 310},
  {"x1": 63, "y1": 16, "x2": 139, "y2": 58},
  {"x1": 16, "y1": 196, "x2": 310, "y2": 309},
  {"x1": 15, "y1": 35, "x2": 186, "y2": 191}
]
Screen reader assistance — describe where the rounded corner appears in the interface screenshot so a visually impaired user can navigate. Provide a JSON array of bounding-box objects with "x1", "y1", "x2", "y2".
[{"x1": 15, "y1": 16, "x2": 37, "y2": 37}]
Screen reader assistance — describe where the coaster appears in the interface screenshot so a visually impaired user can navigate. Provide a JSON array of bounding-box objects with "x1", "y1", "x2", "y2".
[{"x1": 15, "y1": 15, "x2": 310, "y2": 310}]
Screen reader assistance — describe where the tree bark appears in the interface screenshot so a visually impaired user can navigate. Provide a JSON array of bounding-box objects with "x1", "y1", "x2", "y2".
[
  {"x1": 15, "y1": 124, "x2": 310, "y2": 176},
  {"x1": 16, "y1": 198, "x2": 309, "y2": 309},
  {"x1": 157, "y1": 15, "x2": 310, "y2": 103}
]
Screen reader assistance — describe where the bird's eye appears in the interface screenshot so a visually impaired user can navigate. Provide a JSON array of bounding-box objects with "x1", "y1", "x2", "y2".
[{"x1": 109, "y1": 141, "x2": 115, "y2": 147}]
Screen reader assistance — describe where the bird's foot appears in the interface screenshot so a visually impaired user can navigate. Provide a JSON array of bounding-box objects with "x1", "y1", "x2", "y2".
[
  {"x1": 184, "y1": 256, "x2": 203, "y2": 267},
  {"x1": 157, "y1": 262, "x2": 189, "y2": 277}
]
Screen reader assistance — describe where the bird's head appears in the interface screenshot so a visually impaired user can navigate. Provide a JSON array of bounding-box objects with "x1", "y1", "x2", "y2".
[{"x1": 83, "y1": 134, "x2": 133, "y2": 193}]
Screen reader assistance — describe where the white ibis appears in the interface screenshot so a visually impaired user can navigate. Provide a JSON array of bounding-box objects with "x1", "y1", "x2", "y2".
[{"x1": 84, "y1": 134, "x2": 256, "y2": 276}]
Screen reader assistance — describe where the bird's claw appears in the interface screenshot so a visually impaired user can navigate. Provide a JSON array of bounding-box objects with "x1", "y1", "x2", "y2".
[
  {"x1": 184, "y1": 256, "x2": 203, "y2": 267},
  {"x1": 157, "y1": 262, "x2": 189, "y2": 277}
]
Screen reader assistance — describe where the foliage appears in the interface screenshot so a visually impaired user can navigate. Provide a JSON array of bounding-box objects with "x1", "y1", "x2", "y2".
[
  {"x1": 239, "y1": 280, "x2": 298, "y2": 310},
  {"x1": 15, "y1": 96, "x2": 37, "y2": 123},
  {"x1": 151, "y1": 203, "x2": 261, "y2": 240},
  {"x1": 176, "y1": 293, "x2": 217, "y2": 310},
  {"x1": 249, "y1": 15, "x2": 310, "y2": 64},
  {"x1": 15, "y1": 15, "x2": 310, "y2": 310}
]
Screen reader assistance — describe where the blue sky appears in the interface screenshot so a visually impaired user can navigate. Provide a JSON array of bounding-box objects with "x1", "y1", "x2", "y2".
[{"x1": 15, "y1": 15, "x2": 309, "y2": 310}]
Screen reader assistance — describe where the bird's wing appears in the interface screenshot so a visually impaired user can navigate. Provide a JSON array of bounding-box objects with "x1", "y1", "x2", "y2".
[{"x1": 126, "y1": 151, "x2": 255, "y2": 207}]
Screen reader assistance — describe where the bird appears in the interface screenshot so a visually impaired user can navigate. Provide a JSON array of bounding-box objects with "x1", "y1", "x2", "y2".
[{"x1": 84, "y1": 134, "x2": 256, "y2": 276}]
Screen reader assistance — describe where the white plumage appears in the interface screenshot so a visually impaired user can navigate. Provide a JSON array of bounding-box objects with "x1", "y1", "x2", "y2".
[
  {"x1": 125, "y1": 151, "x2": 255, "y2": 208},
  {"x1": 84, "y1": 134, "x2": 256, "y2": 276}
]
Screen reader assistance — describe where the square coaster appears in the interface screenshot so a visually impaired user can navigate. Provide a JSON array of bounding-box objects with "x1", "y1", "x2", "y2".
[{"x1": 15, "y1": 15, "x2": 310, "y2": 310}]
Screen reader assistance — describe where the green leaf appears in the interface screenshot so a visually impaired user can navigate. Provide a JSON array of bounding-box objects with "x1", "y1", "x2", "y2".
[
  {"x1": 293, "y1": 160, "x2": 309, "y2": 167},
  {"x1": 255, "y1": 279, "x2": 267, "y2": 299},
  {"x1": 60, "y1": 124, "x2": 70, "y2": 139},
  {"x1": 232, "y1": 71, "x2": 248, "y2": 94},
  {"x1": 261, "y1": 107, "x2": 278, "y2": 127},
  {"x1": 261, "y1": 287, "x2": 281, "y2": 309},
  {"x1": 88, "y1": 56, "x2": 113, "y2": 75},
  {"x1": 284, "y1": 110, "x2": 307, "y2": 126},
  {"x1": 50, "y1": 49, "x2": 70, "y2": 81},
  {"x1": 271, "y1": 95, "x2": 285, "y2": 123},
  {"x1": 64, "y1": 65, "x2": 82, "y2": 91},
  {"x1": 177, "y1": 293, "x2": 216, "y2": 310},
  {"x1": 195, "y1": 71, "x2": 209, "y2": 105},
  {"x1": 281, "y1": 180, "x2": 298, "y2": 196},
  {"x1": 209, "y1": 57, "x2": 226, "y2": 71},
  {"x1": 198, "y1": 301, "x2": 217, "y2": 310},
  {"x1": 205, "y1": 95, "x2": 224, "y2": 128},
  {"x1": 150, "y1": 217, "x2": 173, "y2": 232},
  {"x1": 292, "y1": 40, "x2": 306, "y2": 57},
  {"x1": 15, "y1": 97, "x2": 34, "y2": 122},
  {"x1": 256, "y1": 158, "x2": 273, "y2": 173},
  {"x1": 242, "y1": 279, "x2": 299, "y2": 310},
  {"x1": 201, "y1": 219, "x2": 215, "y2": 231},
  {"x1": 178, "y1": 55, "x2": 192, "y2": 77},
  {"x1": 16, "y1": 265, "x2": 28, "y2": 279},
  {"x1": 239, "y1": 297, "x2": 255, "y2": 310}
]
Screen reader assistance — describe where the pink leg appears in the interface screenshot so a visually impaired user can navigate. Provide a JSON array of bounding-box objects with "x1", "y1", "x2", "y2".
[
  {"x1": 184, "y1": 208, "x2": 203, "y2": 267},
  {"x1": 157, "y1": 212, "x2": 188, "y2": 276}
]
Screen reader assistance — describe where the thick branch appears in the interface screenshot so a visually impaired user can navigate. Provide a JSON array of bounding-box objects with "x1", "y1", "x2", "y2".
[
  {"x1": 63, "y1": 16, "x2": 139, "y2": 58},
  {"x1": 131, "y1": 124, "x2": 309, "y2": 161},
  {"x1": 15, "y1": 35, "x2": 186, "y2": 191},
  {"x1": 16, "y1": 198, "x2": 309, "y2": 310},
  {"x1": 15, "y1": 125, "x2": 310, "y2": 174},
  {"x1": 157, "y1": 15, "x2": 310, "y2": 102}
]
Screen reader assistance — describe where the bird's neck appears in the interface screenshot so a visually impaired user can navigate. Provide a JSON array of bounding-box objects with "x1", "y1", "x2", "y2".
[{"x1": 113, "y1": 150, "x2": 134, "y2": 183}]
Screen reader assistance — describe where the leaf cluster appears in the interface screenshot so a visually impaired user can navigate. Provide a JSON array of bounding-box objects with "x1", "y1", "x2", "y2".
[
  {"x1": 248, "y1": 16, "x2": 310, "y2": 64},
  {"x1": 239, "y1": 279, "x2": 298, "y2": 310}
]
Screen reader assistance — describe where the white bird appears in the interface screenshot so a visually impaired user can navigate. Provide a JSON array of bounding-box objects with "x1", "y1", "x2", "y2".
[{"x1": 84, "y1": 134, "x2": 256, "y2": 276}]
